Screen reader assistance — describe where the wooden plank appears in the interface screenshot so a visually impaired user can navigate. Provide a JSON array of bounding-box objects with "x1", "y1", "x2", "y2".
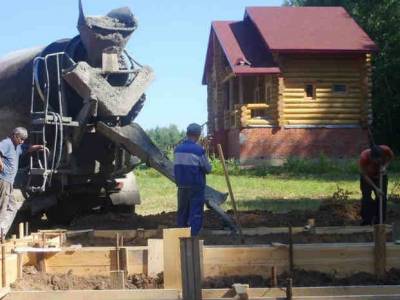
[
  {"x1": 163, "y1": 228, "x2": 191, "y2": 290},
  {"x1": 147, "y1": 239, "x2": 164, "y2": 277},
  {"x1": 126, "y1": 248, "x2": 147, "y2": 275},
  {"x1": 202, "y1": 286, "x2": 400, "y2": 298},
  {"x1": 6, "y1": 290, "x2": 179, "y2": 300},
  {"x1": 203, "y1": 243, "x2": 400, "y2": 278},
  {"x1": 0, "y1": 254, "x2": 17, "y2": 287},
  {"x1": 93, "y1": 229, "x2": 160, "y2": 240},
  {"x1": 203, "y1": 225, "x2": 384, "y2": 236}
]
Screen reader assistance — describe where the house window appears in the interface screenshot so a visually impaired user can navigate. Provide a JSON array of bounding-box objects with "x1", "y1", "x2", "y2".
[
  {"x1": 266, "y1": 86, "x2": 272, "y2": 104},
  {"x1": 265, "y1": 77, "x2": 272, "y2": 104},
  {"x1": 305, "y1": 84, "x2": 316, "y2": 99},
  {"x1": 332, "y1": 84, "x2": 347, "y2": 94},
  {"x1": 254, "y1": 76, "x2": 265, "y2": 103}
]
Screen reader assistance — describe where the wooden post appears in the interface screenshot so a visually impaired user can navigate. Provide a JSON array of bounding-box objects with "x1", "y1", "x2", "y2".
[
  {"x1": 288, "y1": 226, "x2": 294, "y2": 276},
  {"x1": 18, "y1": 223, "x2": 24, "y2": 239},
  {"x1": 286, "y1": 278, "x2": 293, "y2": 300},
  {"x1": 278, "y1": 76, "x2": 285, "y2": 127},
  {"x1": 110, "y1": 233, "x2": 125, "y2": 289},
  {"x1": 116, "y1": 233, "x2": 120, "y2": 271},
  {"x1": 25, "y1": 222, "x2": 29, "y2": 237},
  {"x1": 163, "y1": 228, "x2": 191, "y2": 290},
  {"x1": 17, "y1": 253, "x2": 23, "y2": 279},
  {"x1": 41, "y1": 232, "x2": 46, "y2": 248},
  {"x1": 374, "y1": 224, "x2": 386, "y2": 278},
  {"x1": 271, "y1": 266, "x2": 278, "y2": 287},
  {"x1": 217, "y1": 144, "x2": 244, "y2": 244},
  {"x1": 1, "y1": 230, "x2": 6, "y2": 287},
  {"x1": 180, "y1": 237, "x2": 202, "y2": 300},
  {"x1": 379, "y1": 170, "x2": 384, "y2": 224},
  {"x1": 148, "y1": 239, "x2": 164, "y2": 277}
]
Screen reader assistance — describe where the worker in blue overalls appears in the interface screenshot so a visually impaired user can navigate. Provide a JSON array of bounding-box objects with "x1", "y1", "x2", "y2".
[{"x1": 173, "y1": 123, "x2": 212, "y2": 236}]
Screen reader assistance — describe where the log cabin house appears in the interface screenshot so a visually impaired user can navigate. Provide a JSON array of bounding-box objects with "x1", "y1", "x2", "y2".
[{"x1": 202, "y1": 7, "x2": 378, "y2": 164}]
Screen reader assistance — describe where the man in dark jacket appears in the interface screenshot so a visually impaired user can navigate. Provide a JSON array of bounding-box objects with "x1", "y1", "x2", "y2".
[{"x1": 173, "y1": 123, "x2": 212, "y2": 235}]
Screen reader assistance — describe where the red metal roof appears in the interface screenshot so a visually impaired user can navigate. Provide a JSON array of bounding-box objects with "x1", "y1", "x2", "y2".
[
  {"x1": 245, "y1": 7, "x2": 378, "y2": 53},
  {"x1": 202, "y1": 6, "x2": 378, "y2": 84},
  {"x1": 202, "y1": 20, "x2": 281, "y2": 84}
]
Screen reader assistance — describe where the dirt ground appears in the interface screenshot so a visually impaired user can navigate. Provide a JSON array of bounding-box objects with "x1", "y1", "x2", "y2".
[
  {"x1": 67, "y1": 230, "x2": 381, "y2": 247},
  {"x1": 202, "y1": 268, "x2": 400, "y2": 288},
  {"x1": 11, "y1": 266, "x2": 163, "y2": 291},
  {"x1": 68, "y1": 201, "x2": 400, "y2": 231},
  {"x1": 63, "y1": 200, "x2": 399, "y2": 246},
  {"x1": 13, "y1": 266, "x2": 400, "y2": 290}
]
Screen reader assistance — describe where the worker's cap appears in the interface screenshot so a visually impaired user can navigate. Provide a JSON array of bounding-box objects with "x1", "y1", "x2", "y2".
[
  {"x1": 370, "y1": 144, "x2": 383, "y2": 160},
  {"x1": 186, "y1": 123, "x2": 202, "y2": 136}
]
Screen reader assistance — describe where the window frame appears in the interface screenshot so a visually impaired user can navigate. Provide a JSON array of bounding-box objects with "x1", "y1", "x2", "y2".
[
  {"x1": 332, "y1": 84, "x2": 348, "y2": 95},
  {"x1": 304, "y1": 83, "x2": 316, "y2": 100}
]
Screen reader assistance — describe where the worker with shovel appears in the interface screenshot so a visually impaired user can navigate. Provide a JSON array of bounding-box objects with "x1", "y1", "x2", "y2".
[
  {"x1": 173, "y1": 123, "x2": 212, "y2": 236},
  {"x1": 359, "y1": 144, "x2": 394, "y2": 225}
]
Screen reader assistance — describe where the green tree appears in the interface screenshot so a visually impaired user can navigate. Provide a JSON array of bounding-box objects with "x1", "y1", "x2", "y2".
[
  {"x1": 146, "y1": 124, "x2": 185, "y2": 151},
  {"x1": 283, "y1": 0, "x2": 400, "y2": 152}
]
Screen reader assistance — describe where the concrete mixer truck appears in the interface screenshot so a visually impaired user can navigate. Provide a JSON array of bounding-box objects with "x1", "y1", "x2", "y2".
[{"x1": 0, "y1": 1, "x2": 234, "y2": 228}]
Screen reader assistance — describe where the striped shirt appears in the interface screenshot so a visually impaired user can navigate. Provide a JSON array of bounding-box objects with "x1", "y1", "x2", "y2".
[{"x1": 174, "y1": 139, "x2": 211, "y2": 188}]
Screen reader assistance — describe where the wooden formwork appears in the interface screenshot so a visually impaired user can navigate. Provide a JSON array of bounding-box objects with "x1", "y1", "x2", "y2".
[
  {"x1": 0, "y1": 226, "x2": 399, "y2": 299},
  {"x1": 19, "y1": 234, "x2": 400, "y2": 282},
  {"x1": 3, "y1": 286, "x2": 400, "y2": 300}
]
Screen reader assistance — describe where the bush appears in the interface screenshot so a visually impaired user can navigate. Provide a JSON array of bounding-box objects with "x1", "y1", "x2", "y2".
[{"x1": 209, "y1": 156, "x2": 241, "y2": 176}]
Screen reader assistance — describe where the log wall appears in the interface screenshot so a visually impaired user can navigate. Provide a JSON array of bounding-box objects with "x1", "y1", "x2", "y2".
[{"x1": 280, "y1": 54, "x2": 370, "y2": 126}]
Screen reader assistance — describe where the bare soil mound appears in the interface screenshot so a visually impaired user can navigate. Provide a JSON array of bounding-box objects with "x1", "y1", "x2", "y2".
[{"x1": 11, "y1": 266, "x2": 163, "y2": 291}]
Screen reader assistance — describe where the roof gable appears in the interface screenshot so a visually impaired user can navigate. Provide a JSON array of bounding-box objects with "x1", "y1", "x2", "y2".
[
  {"x1": 202, "y1": 20, "x2": 280, "y2": 84},
  {"x1": 245, "y1": 7, "x2": 378, "y2": 53}
]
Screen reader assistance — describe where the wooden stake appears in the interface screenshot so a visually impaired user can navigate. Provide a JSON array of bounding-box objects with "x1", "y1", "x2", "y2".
[
  {"x1": 17, "y1": 253, "x2": 23, "y2": 279},
  {"x1": 25, "y1": 222, "x2": 29, "y2": 237},
  {"x1": 1, "y1": 229, "x2": 6, "y2": 287},
  {"x1": 110, "y1": 233, "x2": 125, "y2": 289},
  {"x1": 288, "y1": 226, "x2": 294, "y2": 276},
  {"x1": 379, "y1": 170, "x2": 384, "y2": 224},
  {"x1": 18, "y1": 223, "x2": 24, "y2": 239},
  {"x1": 217, "y1": 144, "x2": 244, "y2": 243},
  {"x1": 374, "y1": 224, "x2": 386, "y2": 278},
  {"x1": 180, "y1": 237, "x2": 202, "y2": 300},
  {"x1": 286, "y1": 278, "x2": 293, "y2": 300},
  {"x1": 116, "y1": 233, "x2": 120, "y2": 271},
  {"x1": 271, "y1": 266, "x2": 277, "y2": 287}
]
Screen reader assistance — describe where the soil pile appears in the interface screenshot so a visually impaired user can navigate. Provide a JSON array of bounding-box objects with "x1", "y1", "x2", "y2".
[{"x1": 11, "y1": 266, "x2": 163, "y2": 291}]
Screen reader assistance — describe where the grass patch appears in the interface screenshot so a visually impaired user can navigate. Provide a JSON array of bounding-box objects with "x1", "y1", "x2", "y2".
[{"x1": 135, "y1": 168, "x2": 400, "y2": 216}]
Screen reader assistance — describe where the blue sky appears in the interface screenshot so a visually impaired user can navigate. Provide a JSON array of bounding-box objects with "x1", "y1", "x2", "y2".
[{"x1": 0, "y1": 0, "x2": 283, "y2": 130}]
